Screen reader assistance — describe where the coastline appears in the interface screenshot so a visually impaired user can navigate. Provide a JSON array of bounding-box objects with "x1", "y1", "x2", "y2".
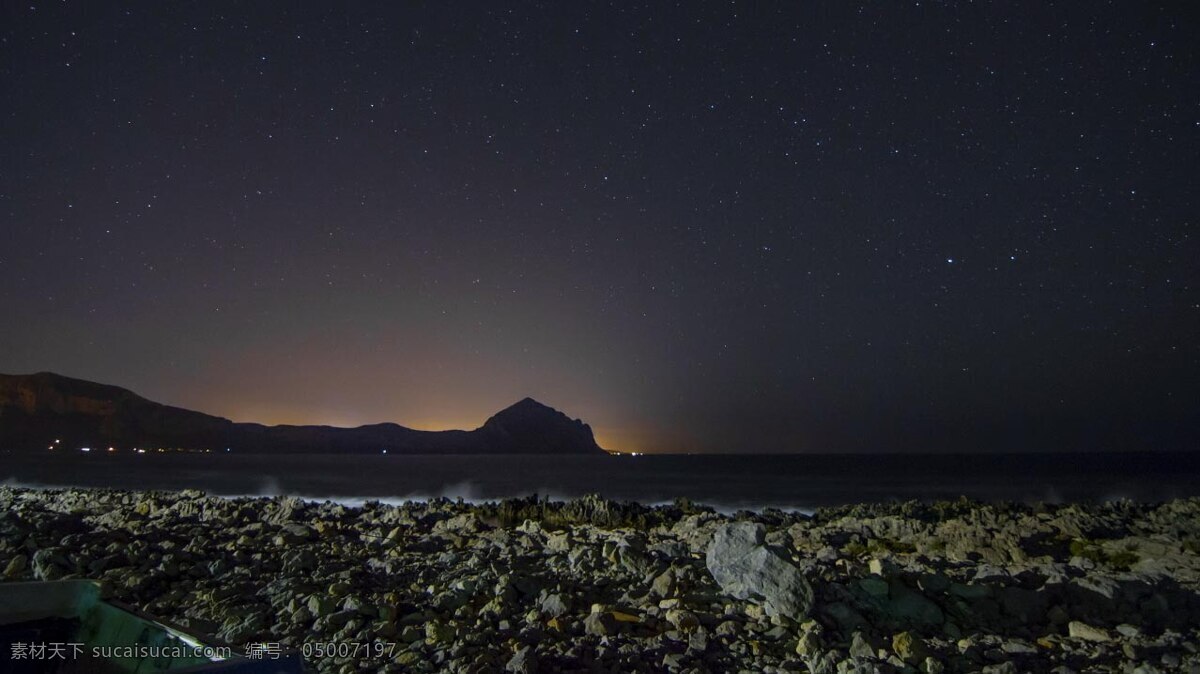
[{"x1": 2, "y1": 487, "x2": 1198, "y2": 673}]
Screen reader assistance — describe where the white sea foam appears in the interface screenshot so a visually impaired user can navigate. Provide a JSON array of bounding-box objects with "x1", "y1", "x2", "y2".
[
  {"x1": 0, "y1": 475, "x2": 815, "y2": 514},
  {"x1": 216, "y1": 479, "x2": 819, "y2": 515}
]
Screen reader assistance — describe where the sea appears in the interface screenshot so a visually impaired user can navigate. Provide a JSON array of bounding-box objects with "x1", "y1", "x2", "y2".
[{"x1": 2, "y1": 451, "x2": 1197, "y2": 513}]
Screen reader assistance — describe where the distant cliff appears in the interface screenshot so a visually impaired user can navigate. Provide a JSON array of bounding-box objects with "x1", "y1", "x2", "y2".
[{"x1": 0, "y1": 372, "x2": 607, "y2": 455}]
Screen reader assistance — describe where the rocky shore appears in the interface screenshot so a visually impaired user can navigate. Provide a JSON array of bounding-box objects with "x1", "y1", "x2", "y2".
[{"x1": 2, "y1": 487, "x2": 1198, "y2": 674}]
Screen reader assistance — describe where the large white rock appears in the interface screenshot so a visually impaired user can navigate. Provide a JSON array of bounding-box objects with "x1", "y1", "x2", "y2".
[{"x1": 706, "y1": 521, "x2": 814, "y2": 620}]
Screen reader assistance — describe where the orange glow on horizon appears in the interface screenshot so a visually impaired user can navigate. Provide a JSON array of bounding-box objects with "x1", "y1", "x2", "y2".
[
  {"x1": 232, "y1": 411, "x2": 487, "y2": 432},
  {"x1": 186, "y1": 385, "x2": 655, "y2": 453},
  {"x1": 212, "y1": 406, "x2": 645, "y2": 453}
]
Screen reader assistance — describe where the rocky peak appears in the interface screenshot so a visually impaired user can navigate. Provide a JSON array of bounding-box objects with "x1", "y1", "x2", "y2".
[{"x1": 481, "y1": 398, "x2": 604, "y2": 454}]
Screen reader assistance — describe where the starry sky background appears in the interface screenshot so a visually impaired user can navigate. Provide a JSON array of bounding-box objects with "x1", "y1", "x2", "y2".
[{"x1": 1, "y1": 2, "x2": 1197, "y2": 454}]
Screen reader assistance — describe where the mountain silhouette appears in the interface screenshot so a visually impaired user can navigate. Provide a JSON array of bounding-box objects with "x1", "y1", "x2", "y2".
[{"x1": 0, "y1": 372, "x2": 606, "y2": 455}]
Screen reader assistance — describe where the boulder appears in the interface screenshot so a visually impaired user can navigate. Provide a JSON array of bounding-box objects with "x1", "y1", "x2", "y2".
[
  {"x1": 892, "y1": 630, "x2": 927, "y2": 663},
  {"x1": 1067, "y1": 620, "x2": 1111, "y2": 642},
  {"x1": 31, "y1": 548, "x2": 66, "y2": 581},
  {"x1": 849, "y1": 631, "x2": 876, "y2": 659},
  {"x1": 665, "y1": 609, "x2": 700, "y2": 632},
  {"x1": 3, "y1": 554, "x2": 27, "y2": 578},
  {"x1": 584, "y1": 611, "x2": 618, "y2": 636},
  {"x1": 538, "y1": 593, "x2": 569, "y2": 618},
  {"x1": 505, "y1": 645, "x2": 538, "y2": 673},
  {"x1": 651, "y1": 567, "x2": 677, "y2": 598},
  {"x1": 882, "y1": 581, "x2": 944, "y2": 629},
  {"x1": 795, "y1": 631, "x2": 822, "y2": 656},
  {"x1": 705, "y1": 522, "x2": 814, "y2": 620}
]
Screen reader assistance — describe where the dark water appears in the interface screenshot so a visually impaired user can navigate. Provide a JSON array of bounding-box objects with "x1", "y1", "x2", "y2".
[{"x1": 2, "y1": 451, "x2": 1197, "y2": 512}]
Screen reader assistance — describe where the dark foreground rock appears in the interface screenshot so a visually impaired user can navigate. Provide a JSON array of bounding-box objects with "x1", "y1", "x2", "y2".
[{"x1": 1, "y1": 488, "x2": 1199, "y2": 673}]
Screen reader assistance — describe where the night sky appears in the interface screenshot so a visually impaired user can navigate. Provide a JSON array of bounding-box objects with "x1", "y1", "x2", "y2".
[{"x1": 2, "y1": 2, "x2": 1197, "y2": 454}]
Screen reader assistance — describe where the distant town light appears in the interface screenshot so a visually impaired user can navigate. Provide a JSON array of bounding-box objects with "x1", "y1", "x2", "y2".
[
  {"x1": 382, "y1": 449, "x2": 388, "y2": 454},
  {"x1": 80, "y1": 447, "x2": 91, "y2": 452},
  {"x1": 108, "y1": 447, "x2": 115, "y2": 452},
  {"x1": 136, "y1": 449, "x2": 146, "y2": 454}
]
